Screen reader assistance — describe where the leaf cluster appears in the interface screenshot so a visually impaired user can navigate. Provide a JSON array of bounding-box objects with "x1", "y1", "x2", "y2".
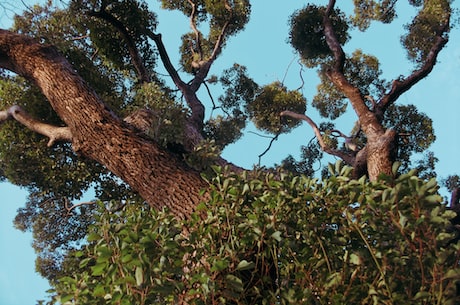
[
  {"x1": 313, "y1": 50, "x2": 388, "y2": 120},
  {"x1": 50, "y1": 163, "x2": 460, "y2": 304},
  {"x1": 71, "y1": 0, "x2": 158, "y2": 74},
  {"x1": 166, "y1": 0, "x2": 251, "y2": 73},
  {"x1": 402, "y1": 0, "x2": 451, "y2": 64},
  {"x1": 246, "y1": 81, "x2": 306, "y2": 134},
  {"x1": 351, "y1": 0, "x2": 398, "y2": 31},
  {"x1": 289, "y1": 4, "x2": 350, "y2": 67},
  {"x1": 131, "y1": 82, "x2": 188, "y2": 148}
]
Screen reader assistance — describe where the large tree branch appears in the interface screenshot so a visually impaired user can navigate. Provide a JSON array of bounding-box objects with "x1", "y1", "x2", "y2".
[
  {"x1": 280, "y1": 110, "x2": 355, "y2": 165},
  {"x1": 322, "y1": 0, "x2": 382, "y2": 136},
  {"x1": 88, "y1": 8, "x2": 151, "y2": 83},
  {"x1": 0, "y1": 29, "x2": 207, "y2": 218},
  {"x1": 0, "y1": 105, "x2": 72, "y2": 146},
  {"x1": 380, "y1": 21, "x2": 450, "y2": 110}
]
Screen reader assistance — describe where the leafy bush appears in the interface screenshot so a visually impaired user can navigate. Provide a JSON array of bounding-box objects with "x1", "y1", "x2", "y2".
[{"x1": 51, "y1": 162, "x2": 460, "y2": 304}]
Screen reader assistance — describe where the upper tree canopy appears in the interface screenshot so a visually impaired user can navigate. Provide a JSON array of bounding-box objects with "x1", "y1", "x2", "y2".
[{"x1": 0, "y1": 0, "x2": 456, "y2": 283}]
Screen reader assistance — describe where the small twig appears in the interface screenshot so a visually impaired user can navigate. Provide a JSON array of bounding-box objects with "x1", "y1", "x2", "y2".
[
  {"x1": 248, "y1": 131, "x2": 275, "y2": 139},
  {"x1": 258, "y1": 133, "x2": 280, "y2": 165},
  {"x1": 281, "y1": 56, "x2": 296, "y2": 85},
  {"x1": 296, "y1": 59, "x2": 306, "y2": 91}
]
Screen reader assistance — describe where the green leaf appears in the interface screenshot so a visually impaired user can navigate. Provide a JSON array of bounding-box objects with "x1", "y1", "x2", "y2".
[
  {"x1": 135, "y1": 266, "x2": 144, "y2": 286},
  {"x1": 211, "y1": 259, "x2": 229, "y2": 272},
  {"x1": 87, "y1": 233, "x2": 101, "y2": 242},
  {"x1": 271, "y1": 231, "x2": 282, "y2": 242},
  {"x1": 93, "y1": 284, "x2": 105, "y2": 297},
  {"x1": 349, "y1": 253, "x2": 362, "y2": 265},
  {"x1": 91, "y1": 262, "x2": 107, "y2": 276},
  {"x1": 236, "y1": 260, "x2": 255, "y2": 271},
  {"x1": 413, "y1": 291, "x2": 430, "y2": 300},
  {"x1": 225, "y1": 274, "x2": 244, "y2": 292}
]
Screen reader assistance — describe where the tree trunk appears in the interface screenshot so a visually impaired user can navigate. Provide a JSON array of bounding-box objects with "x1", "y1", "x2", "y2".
[
  {"x1": 0, "y1": 30, "x2": 207, "y2": 218},
  {"x1": 365, "y1": 129, "x2": 396, "y2": 181}
]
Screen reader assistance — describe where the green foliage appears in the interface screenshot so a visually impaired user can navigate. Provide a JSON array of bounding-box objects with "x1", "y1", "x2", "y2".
[
  {"x1": 402, "y1": 0, "x2": 451, "y2": 64},
  {"x1": 351, "y1": 0, "x2": 398, "y2": 30},
  {"x1": 383, "y1": 104, "x2": 436, "y2": 171},
  {"x1": 161, "y1": 0, "x2": 250, "y2": 36},
  {"x1": 71, "y1": 0, "x2": 158, "y2": 74},
  {"x1": 185, "y1": 139, "x2": 221, "y2": 173},
  {"x1": 246, "y1": 81, "x2": 306, "y2": 134},
  {"x1": 204, "y1": 111, "x2": 246, "y2": 149},
  {"x1": 289, "y1": 4, "x2": 350, "y2": 67},
  {"x1": 132, "y1": 83, "x2": 188, "y2": 148},
  {"x1": 313, "y1": 50, "x2": 388, "y2": 120},
  {"x1": 52, "y1": 164, "x2": 460, "y2": 304},
  {"x1": 279, "y1": 140, "x2": 323, "y2": 177},
  {"x1": 218, "y1": 64, "x2": 259, "y2": 111},
  {"x1": 165, "y1": 0, "x2": 251, "y2": 73}
]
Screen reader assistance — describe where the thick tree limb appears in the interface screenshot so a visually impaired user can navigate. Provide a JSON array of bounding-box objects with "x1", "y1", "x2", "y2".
[
  {"x1": 380, "y1": 21, "x2": 450, "y2": 110},
  {"x1": 280, "y1": 110, "x2": 355, "y2": 165},
  {"x1": 0, "y1": 29, "x2": 207, "y2": 218},
  {"x1": 0, "y1": 105, "x2": 72, "y2": 146}
]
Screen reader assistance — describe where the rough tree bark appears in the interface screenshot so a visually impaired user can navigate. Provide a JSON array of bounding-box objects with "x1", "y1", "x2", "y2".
[{"x1": 0, "y1": 29, "x2": 207, "y2": 219}]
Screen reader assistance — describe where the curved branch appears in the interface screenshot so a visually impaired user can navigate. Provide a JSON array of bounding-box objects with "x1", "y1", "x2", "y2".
[
  {"x1": 88, "y1": 8, "x2": 151, "y2": 83},
  {"x1": 322, "y1": 1, "x2": 380, "y2": 135},
  {"x1": 280, "y1": 110, "x2": 355, "y2": 165},
  {"x1": 380, "y1": 20, "x2": 450, "y2": 110},
  {"x1": 147, "y1": 31, "x2": 205, "y2": 130},
  {"x1": 0, "y1": 105, "x2": 72, "y2": 146},
  {"x1": 64, "y1": 198, "x2": 96, "y2": 216}
]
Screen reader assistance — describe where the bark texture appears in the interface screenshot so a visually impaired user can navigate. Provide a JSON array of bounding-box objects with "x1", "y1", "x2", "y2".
[{"x1": 0, "y1": 29, "x2": 207, "y2": 218}]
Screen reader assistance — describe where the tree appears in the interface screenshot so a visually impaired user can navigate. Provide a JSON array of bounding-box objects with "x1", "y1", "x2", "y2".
[
  {"x1": 282, "y1": 0, "x2": 450, "y2": 180},
  {"x1": 0, "y1": 0, "x2": 457, "y2": 298}
]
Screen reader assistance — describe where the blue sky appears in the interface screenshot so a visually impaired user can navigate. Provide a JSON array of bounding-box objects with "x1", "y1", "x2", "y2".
[{"x1": 0, "y1": 1, "x2": 459, "y2": 304}]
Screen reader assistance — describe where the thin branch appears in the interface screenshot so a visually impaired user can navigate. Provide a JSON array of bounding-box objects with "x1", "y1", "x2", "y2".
[
  {"x1": 258, "y1": 133, "x2": 280, "y2": 165},
  {"x1": 280, "y1": 110, "x2": 355, "y2": 164},
  {"x1": 0, "y1": 105, "x2": 72, "y2": 146},
  {"x1": 147, "y1": 31, "x2": 187, "y2": 90},
  {"x1": 64, "y1": 197, "x2": 96, "y2": 216},
  {"x1": 187, "y1": 0, "x2": 203, "y2": 62},
  {"x1": 89, "y1": 8, "x2": 151, "y2": 83},
  {"x1": 248, "y1": 131, "x2": 275, "y2": 139},
  {"x1": 380, "y1": 20, "x2": 450, "y2": 110},
  {"x1": 296, "y1": 59, "x2": 305, "y2": 91},
  {"x1": 281, "y1": 56, "x2": 296, "y2": 85}
]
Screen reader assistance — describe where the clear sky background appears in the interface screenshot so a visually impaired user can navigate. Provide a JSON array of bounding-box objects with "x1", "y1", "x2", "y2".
[{"x1": 0, "y1": 1, "x2": 459, "y2": 304}]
